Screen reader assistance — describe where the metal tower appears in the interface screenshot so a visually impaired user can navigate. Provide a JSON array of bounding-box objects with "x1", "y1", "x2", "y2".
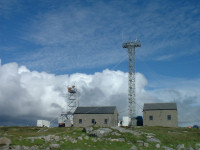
[
  {"x1": 66, "y1": 85, "x2": 79, "y2": 126},
  {"x1": 58, "y1": 85, "x2": 79, "y2": 127},
  {"x1": 122, "y1": 39, "x2": 141, "y2": 126}
]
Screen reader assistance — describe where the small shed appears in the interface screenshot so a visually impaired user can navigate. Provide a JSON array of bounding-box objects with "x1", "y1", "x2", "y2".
[
  {"x1": 73, "y1": 106, "x2": 118, "y2": 127},
  {"x1": 143, "y1": 103, "x2": 178, "y2": 127},
  {"x1": 37, "y1": 120, "x2": 50, "y2": 127}
]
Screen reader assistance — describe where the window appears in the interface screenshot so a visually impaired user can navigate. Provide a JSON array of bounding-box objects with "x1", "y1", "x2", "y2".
[
  {"x1": 104, "y1": 119, "x2": 108, "y2": 124},
  {"x1": 92, "y1": 119, "x2": 96, "y2": 124},
  {"x1": 167, "y1": 115, "x2": 171, "y2": 120},
  {"x1": 149, "y1": 115, "x2": 153, "y2": 120},
  {"x1": 79, "y1": 119, "x2": 82, "y2": 124}
]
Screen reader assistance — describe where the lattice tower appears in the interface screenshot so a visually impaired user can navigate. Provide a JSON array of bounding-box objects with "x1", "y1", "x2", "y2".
[{"x1": 122, "y1": 39, "x2": 141, "y2": 126}]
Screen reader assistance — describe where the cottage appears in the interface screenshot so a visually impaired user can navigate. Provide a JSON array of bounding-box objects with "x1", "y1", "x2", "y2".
[
  {"x1": 143, "y1": 103, "x2": 178, "y2": 127},
  {"x1": 73, "y1": 106, "x2": 118, "y2": 127}
]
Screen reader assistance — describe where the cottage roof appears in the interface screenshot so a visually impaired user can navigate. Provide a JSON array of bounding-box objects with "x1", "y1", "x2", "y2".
[
  {"x1": 143, "y1": 103, "x2": 177, "y2": 111},
  {"x1": 74, "y1": 106, "x2": 117, "y2": 114}
]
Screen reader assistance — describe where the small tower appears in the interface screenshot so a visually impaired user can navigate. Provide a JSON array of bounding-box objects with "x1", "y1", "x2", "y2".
[
  {"x1": 58, "y1": 85, "x2": 79, "y2": 127},
  {"x1": 122, "y1": 39, "x2": 141, "y2": 126}
]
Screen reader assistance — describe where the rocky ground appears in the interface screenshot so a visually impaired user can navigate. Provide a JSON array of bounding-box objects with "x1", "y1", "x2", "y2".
[{"x1": 0, "y1": 126, "x2": 200, "y2": 150}]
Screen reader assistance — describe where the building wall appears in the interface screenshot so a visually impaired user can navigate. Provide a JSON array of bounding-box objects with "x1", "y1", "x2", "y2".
[
  {"x1": 143, "y1": 110, "x2": 178, "y2": 127},
  {"x1": 73, "y1": 109, "x2": 118, "y2": 127}
]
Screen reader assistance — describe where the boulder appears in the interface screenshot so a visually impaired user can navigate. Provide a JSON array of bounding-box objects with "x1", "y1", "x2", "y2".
[
  {"x1": 108, "y1": 138, "x2": 125, "y2": 142},
  {"x1": 146, "y1": 137, "x2": 161, "y2": 143},
  {"x1": 156, "y1": 143, "x2": 160, "y2": 148},
  {"x1": 50, "y1": 144, "x2": 60, "y2": 149},
  {"x1": 185, "y1": 146, "x2": 194, "y2": 150},
  {"x1": 83, "y1": 127, "x2": 93, "y2": 133},
  {"x1": 30, "y1": 145, "x2": 39, "y2": 150},
  {"x1": 77, "y1": 136, "x2": 83, "y2": 140},
  {"x1": 162, "y1": 146, "x2": 174, "y2": 150},
  {"x1": 44, "y1": 135, "x2": 51, "y2": 143},
  {"x1": 55, "y1": 136, "x2": 60, "y2": 142},
  {"x1": 84, "y1": 136, "x2": 89, "y2": 140},
  {"x1": 136, "y1": 140, "x2": 143, "y2": 146},
  {"x1": 144, "y1": 143, "x2": 149, "y2": 147},
  {"x1": 196, "y1": 144, "x2": 200, "y2": 147},
  {"x1": 21, "y1": 146, "x2": 30, "y2": 150},
  {"x1": 89, "y1": 128, "x2": 112, "y2": 137},
  {"x1": 91, "y1": 138, "x2": 97, "y2": 142},
  {"x1": 12, "y1": 145, "x2": 21, "y2": 150},
  {"x1": 0, "y1": 137, "x2": 11, "y2": 146},
  {"x1": 176, "y1": 144, "x2": 184, "y2": 150},
  {"x1": 130, "y1": 145, "x2": 137, "y2": 150},
  {"x1": 111, "y1": 127, "x2": 140, "y2": 136},
  {"x1": 111, "y1": 132, "x2": 121, "y2": 136}
]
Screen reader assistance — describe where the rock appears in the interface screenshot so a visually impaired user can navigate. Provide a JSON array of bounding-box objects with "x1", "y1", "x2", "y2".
[
  {"x1": 71, "y1": 139, "x2": 77, "y2": 143},
  {"x1": 30, "y1": 145, "x2": 39, "y2": 150},
  {"x1": 111, "y1": 132, "x2": 121, "y2": 136},
  {"x1": 77, "y1": 136, "x2": 83, "y2": 140},
  {"x1": 162, "y1": 146, "x2": 174, "y2": 150},
  {"x1": 55, "y1": 136, "x2": 60, "y2": 141},
  {"x1": 83, "y1": 127, "x2": 93, "y2": 133},
  {"x1": 46, "y1": 147, "x2": 50, "y2": 150},
  {"x1": 21, "y1": 146, "x2": 30, "y2": 150},
  {"x1": 146, "y1": 137, "x2": 161, "y2": 143},
  {"x1": 97, "y1": 137, "x2": 103, "y2": 142},
  {"x1": 177, "y1": 144, "x2": 184, "y2": 150},
  {"x1": 89, "y1": 128, "x2": 112, "y2": 137},
  {"x1": 84, "y1": 136, "x2": 89, "y2": 140},
  {"x1": 196, "y1": 144, "x2": 200, "y2": 147},
  {"x1": 185, "y1": 146, "x2": 194, "y2": 150},
  {"x1": 145, "y1": 133, "x2": 155, "y2": 136},
  {"x1": 12, "y1": 145, "x2": 21, "y2": 150},
  {"x1": 0, "y1": 145, "x2": 9, "y2": 150},
  {"x1": 44, "y1": 135, "x2": 51, "y2": 143},
  {"x1": 144, "y1": 143, "x2": 149, "y2": 147},
  {"x1": 0, "y1": 137, "x2": 11, "y2": 146},
  {"x1": 156, "y1": 143, "x2": 160, "y2": 148},
  {"x1": 50, "y1": 144, "x2": 60, "y2": 149},
  {"x1": 118, "y1": 138, "x2": 125, "y2": 142},
  {"x1": 136, "y1": 140, "x2": 144, "y2": 146},
  {"x1": 111, "y1": 127, "x2": 140, "y2": 136},
  {"x1": 127, "y1": 141, "x2": 132, "y2": 145},
  {"x1": 130, "y1": 145, "x2": 137, "y2": 150},
  {"x1": 91, "y1": 138, "x2": 97, "y2": 142},
  {"x1": 108, "y1": 138, "x2": 125, "y2": 142}
]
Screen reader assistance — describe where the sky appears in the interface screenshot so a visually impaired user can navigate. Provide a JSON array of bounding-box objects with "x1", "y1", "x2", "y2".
[{"x1": 0, "y1": 0, "x2": 200, "y2": 126}]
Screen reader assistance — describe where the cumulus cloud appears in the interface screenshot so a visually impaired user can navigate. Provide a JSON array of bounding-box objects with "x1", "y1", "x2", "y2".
[{"x1": 0, "y1": 60, "x2": 200, "y2": 126}]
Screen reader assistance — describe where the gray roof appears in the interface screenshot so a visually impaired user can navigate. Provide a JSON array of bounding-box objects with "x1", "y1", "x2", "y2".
[
  {"x1": 143, "y1": 103, "x2": 177, "y2": 111},
  {"x1": 74, "y1": 106, "x2": 117, "y2": 114}
]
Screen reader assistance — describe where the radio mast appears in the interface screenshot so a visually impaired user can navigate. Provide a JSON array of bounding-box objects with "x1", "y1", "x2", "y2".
[{"x1": 122, "y1": 39, "x2": 141, "y2": 126}]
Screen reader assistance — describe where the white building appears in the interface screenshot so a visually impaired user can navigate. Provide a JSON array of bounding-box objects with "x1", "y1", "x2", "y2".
[{"x1": 37, "y1": 120, "x2": 50, "y2": 127}]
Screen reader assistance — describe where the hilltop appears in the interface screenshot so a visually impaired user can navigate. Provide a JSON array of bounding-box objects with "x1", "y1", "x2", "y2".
[{"x1": 0, "y1": 126, "x2": 200, "y2": 150}]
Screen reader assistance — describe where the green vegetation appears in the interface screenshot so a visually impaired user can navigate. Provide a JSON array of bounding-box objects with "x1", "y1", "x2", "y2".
[{"x1": 0, "y1": 126, "x2": 200, "y2": 150}]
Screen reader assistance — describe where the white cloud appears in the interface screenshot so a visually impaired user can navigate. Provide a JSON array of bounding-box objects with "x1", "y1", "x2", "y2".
[{"x1": 0, "y1": 60, "x2": 200, "y2": 126}]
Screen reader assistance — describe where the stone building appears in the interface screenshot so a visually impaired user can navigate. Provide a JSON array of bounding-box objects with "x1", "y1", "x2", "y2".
[
  {"x1": 143, "y1": 103, "x2": 178, "y2": 127},
  {"x1": 73, "y1": 106, "x2": 118, "y2": 127}
]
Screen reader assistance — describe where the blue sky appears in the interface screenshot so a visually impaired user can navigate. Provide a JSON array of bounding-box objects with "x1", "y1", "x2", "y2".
[
  {"x1": 1, "y1": 0, "x2": 199, "y2": 77},
  {"x1": 0, "y1": 0, "x2": 200, "y2": 126}
]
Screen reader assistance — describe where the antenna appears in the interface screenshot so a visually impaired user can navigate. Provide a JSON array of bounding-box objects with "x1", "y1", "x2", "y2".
[{"x1": 122, "y1": 38, "x2": 141, "y2": 126}]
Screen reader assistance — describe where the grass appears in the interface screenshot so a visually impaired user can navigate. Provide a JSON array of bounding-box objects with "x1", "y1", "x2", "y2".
[{"x1": 0, "y1": 126, "x2": 200, "y2": 149}]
